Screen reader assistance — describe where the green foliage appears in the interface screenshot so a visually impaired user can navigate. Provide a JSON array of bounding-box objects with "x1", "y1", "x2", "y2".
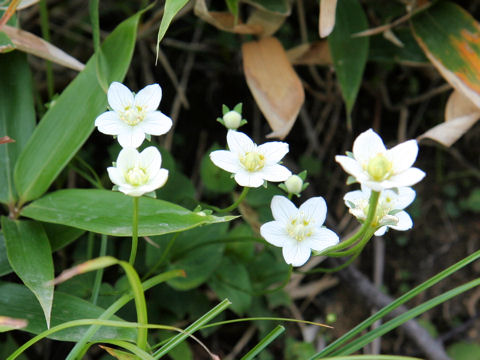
[
  {"x1": 328, "y1": 0, "x2": 369, "y2": 118},
  {"x1": 447, "y1": 342, "x2": 480, "y2": 360}
]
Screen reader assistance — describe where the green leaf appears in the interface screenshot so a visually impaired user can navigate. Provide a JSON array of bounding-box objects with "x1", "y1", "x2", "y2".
[
  {"x1": 0, "y1": 51, "x2": 36, "y2": 204},
  {"x1": 1, "y1": 218, "x2": 54, "y2": 328},
  {"x1": 209, "y1": 256, "x2": 252, "y2": 315},
  {"x1": 167, "y1": 223, "x2": 228, "y2": 290},
  {"x1": 0, "y1": 31, "x2": 14, "y2": 52},
  {"x1": 0, "y1": 224, "x2": 83, "y2": 278},
  {"x1": 201, "y1": 144, "x2": 236, "y2": 194},
  {"x1": 225, "y1": 0, "x2": 239, "y2": 17},
  {"x1": 447, "y1": 341, "x2": 480, "y2": 360},
  {"x1": 156, "y1": 0, "x2": 189, "y2": 49},
  {"x1": 0, "y1": 232, "x2": 9, "y2": 276},
  {"x1": 328, "y1": 0, "x2": 369, "y2": 117},
  {"x1": 411, "y1": 2, "x2": 480, "y2": 108},
  {"x1": 0, "y1": 281, "x2": 136, "y2": 342},
  {"x1": 21, "y1": 189, "x2": 234, "y2": 237},
  {"x1": 14, "y1": 13, "x2": 141, "y2": 205}
]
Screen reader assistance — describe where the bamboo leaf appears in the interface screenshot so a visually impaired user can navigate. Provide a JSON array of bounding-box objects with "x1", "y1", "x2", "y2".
[
  {"x1": 21, "y1": 189, "x2": 235, "y2": 237},
  {"x1": 1, "y1": 218, "x2": 54, "y2": 328},
  {"x1": 14, "y1": 13, "x2": 140, "y2": 205},
  {"x1": 0, "y1": 51, "x2": 36, "y2": 205},
  {"x1": 328, "y1": 0, "x2": 369, "y2": 118}
]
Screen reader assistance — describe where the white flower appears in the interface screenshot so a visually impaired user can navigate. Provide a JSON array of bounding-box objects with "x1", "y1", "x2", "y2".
[
  {"x1": 260, "y1": 196, "x2": 339, "y2": 267},
  {"x1": 209, "y1": 130, "x2": 291, "y2": 188},
  {"x1": 107, "y1": 146, "x2": 168, "y2": 197},
  {"x1": 95, "y1": 82, "x2": 172, "y2": 148},
  {"x1": 223, "y1": 110, "x2": 242, "y2": 130},
  {"x1": 344, "y1": 186, "x2": 416, "y2": 236},
  {"x1": 284, "y1": 175, "x2": 304, "y2": 195},
  {"x1": 335, "y1": 129, "x2": 425, "y2": 191}
]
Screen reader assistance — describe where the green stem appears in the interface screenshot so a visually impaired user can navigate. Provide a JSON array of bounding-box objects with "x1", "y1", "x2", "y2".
[
  {"x1": 328, "y1": 227, "x2": 377, "y2": 257},
  {"x1": 91, "y1": 234, "x2": 107, "y2": 304},
  {"x1": 129, "y1": 197, "x2": 139, "y2": 266},
  {"x1": 316, "y1": 191, "x2": 380, "y2": 256},
  {"x1": 222, "y1": 186, "x2": 250, "y2": 212},
  {"x1": 208, "y1": 187, "x2": 250, "y2": 213},
  {"x1": 143, "y1": 232, "x2": 179, "y2": 280}
]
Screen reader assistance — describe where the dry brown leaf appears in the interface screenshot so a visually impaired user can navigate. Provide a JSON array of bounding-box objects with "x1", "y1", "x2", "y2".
[
  {"x1": 418, "y1": 90, "x2": 480, "y2": 147},
  {"x1": 319, "y1": 0, "x2": 337, "y2": 38},
  {"x1": 246, "y1": 8, "x2": 286, "y2": 37},
  {"x1": 0, "y1": 0, "x2": 38, "y2": 11},
  {"x1": 194, "y1": 0, "x2": 262, "y2": 34},
  {"x1": 242, "y1": 37, "x2": 305, "y2": 139},
  {"x1": 286, "y1": 41, "x2": 332, "y2": 65},
  {"x1": 2, "y1": 25, "x2": 84, "y2": 71}
]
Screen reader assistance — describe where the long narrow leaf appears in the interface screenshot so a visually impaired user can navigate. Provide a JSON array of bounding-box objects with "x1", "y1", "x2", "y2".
[{"x1": 14, "y1": 13, "x2": 140, "y2": 205}]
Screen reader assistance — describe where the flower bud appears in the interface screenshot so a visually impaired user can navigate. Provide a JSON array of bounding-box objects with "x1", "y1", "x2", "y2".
[
  {"x1": 223, "y1": 110, "x2": 242, "y2": 130},
  {"x1": 284, "y1": 175, "x2": 303, "y2": 195}
]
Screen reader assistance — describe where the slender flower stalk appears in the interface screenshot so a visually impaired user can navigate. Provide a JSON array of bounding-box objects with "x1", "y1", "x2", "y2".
[{"x1": 129, "y1": 197, "x2": 139, "y2": 266}]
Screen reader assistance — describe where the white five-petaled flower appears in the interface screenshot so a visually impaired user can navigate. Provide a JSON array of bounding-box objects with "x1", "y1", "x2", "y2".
[
  {"x1": 260, "y1": 196, "x2": 339, "y2": 267},
  {"x1": 95, "y1": 82, "x2": 172, "y2": 148},
  {"x1": 209, "y1": 130, "x2": 292, "y2": 188},
  {"x1": 335, "y1": 129, "x2": 425, "y2": 191},
  {"x1": 107, "y1": 146, "x2": 168, "y2": 197},
  {"x1": 344, "y1": 186, "x2": 416, "y2": 236}
]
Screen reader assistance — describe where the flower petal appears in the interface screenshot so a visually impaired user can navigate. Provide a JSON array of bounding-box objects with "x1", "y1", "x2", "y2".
[
  {"x1": 387, "y1": 168, "x2": 426, "y2": 188},
  {"x1": 210, "y1": 150, "x2": 242, "y2": 173},
  {"x1": 146, "y1": 168, "x2": 169, "y2": 191},
  {"x1": 226, "y1": 130, "x2": 255, "y2": 155},
  {"x1": 116, "y1": 148, "x2": 138, "y2": 173},
  {"x1": 139, "y1": 112, "x2": 172, "y2": 135},
  {"x1": 270, "y1": 195, "x2": 297, "y2": 222},
  {"x1": 134, "y1": 84, "x2": 162, "y2": 112},
  {"x1": 118, "y1": 184, "x2": 144, "y2": 197},
  {"x1": 389, "y1": 140, "x2": 419, "y2": 173},
  {"x1": 107, "y1": 167, "x2": 125, "y2": 186},
  {"x1": 95, "y1": 111, "x2": 124, "y2": 135},
  {"x1": 257, "y1": 141, "x2": 289, "y2": 164},
  {"x1": 260, "y1": 221, "x2": 290, "y2": 247},
  {"x1": 139, "y1": 146, "x2": 161, "y2": 175},
  {"x1": 352, "y1": 129, "x2": 386, "y2": 163},
  {"x1": 259, "y1": 164, "x2": 291, "y2": 182},
  {"x1": 390, "y1": 211, "x2": 413, "y2": 231},
  {"x1": 108, "y1": 82, "x2": 133, "y2": 112},
  {"x1": 282, "y1": 241, "x2": 311, "y2": 267},
  {"x1": 117, "y1": 126, "x2": 145, "y2": 149},
  {"x1": 374, "y1": 226, "x2": 388, "y2": 236},
  {"x1": 299, "y1": 197, "x2": 327, "y2": 225},
  {"x1": 335, "y1": 155, "x2": 364, "y2": 179},
  {"x1": 343, "y1": 190, "x2": 366, "y2": 207},
  {"x1": 394, "y1": 187, "x2": 416, "y2": 209},
  {"x1": 234, "y1": 171, "x2": 264, "y2": 187},
  {"x1": 305, "y1": 228, "x2": 339, "y2": 252}
]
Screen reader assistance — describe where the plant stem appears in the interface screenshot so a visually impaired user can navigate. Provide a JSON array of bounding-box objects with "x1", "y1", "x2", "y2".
[
  {"x1": 316, "y1": 190, "x2": 380, "y2": 256},
  {"x1": 91, "y1": 234, "x2": 107, "y2": 304},
  {"x1": 207, "y1": 187, "x2": 250, "y2": 213},
  {"x1": 129, "y1": 197, "x2": 139, "y2": 266}
]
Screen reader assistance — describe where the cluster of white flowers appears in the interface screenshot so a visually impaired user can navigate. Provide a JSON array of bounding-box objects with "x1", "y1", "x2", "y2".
[
  {"x1": 95, "y1": 82, "x2": 171, "y2": 197},
  {"x1": 209, "y1": 127, "x2": 425, "y2": 267},
  {"x1": 337, "y1": 129, "x2": 425, "y2": 236}
]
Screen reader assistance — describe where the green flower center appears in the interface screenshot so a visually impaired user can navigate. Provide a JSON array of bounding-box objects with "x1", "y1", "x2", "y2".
[
  {"x1": 240, "y1": 152, "x2": 265, "y2": 172},
  {"x1": 125, "y1": 167, "x2": 148, "y2": 186},
  {"x1": 120, "y1": 106, "x2": 145, "y2": 126},
  {"x1": 367, "y1": 153, "x2": 392, "y2": 181},
  {"x1": 286, "y1": 216, "x2": 313, "y2": 241}
]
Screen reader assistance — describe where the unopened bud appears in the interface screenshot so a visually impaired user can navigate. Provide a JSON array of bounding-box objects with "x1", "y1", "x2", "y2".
[
  {"x1": 285, "y1": 175, "x2": 303, "y2": 195},
  {"x1": 223, "y1": 110, "x2": 242, "y2": 130}
]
